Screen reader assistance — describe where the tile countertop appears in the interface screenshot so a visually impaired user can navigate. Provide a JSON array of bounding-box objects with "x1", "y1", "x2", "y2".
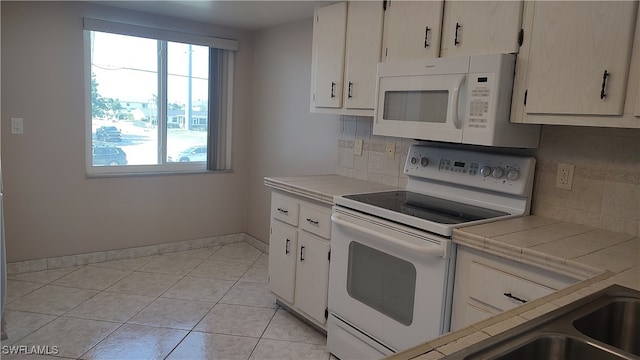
[
  {"x1": 389, "y1": 216, "x2": 640, "y2": 360},
  {"x1": 264, "y1": 175, "x2": 398, "y2": 204}
]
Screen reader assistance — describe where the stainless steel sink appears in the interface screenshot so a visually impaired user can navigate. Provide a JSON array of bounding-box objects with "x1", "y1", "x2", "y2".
[
  {"x1": 573, "y1": 298, "x2": 640, "y2": 356},
  {"x1": 466, "y1": 334, "x2": 627, "y2": 360},
  {"x1": 446, "y1": 285, "x2": 640, "y2": 360}
]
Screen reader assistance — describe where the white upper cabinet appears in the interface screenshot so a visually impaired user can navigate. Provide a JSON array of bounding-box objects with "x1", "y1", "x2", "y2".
[
  {"x1": 343, "y1": 1, "x2": 384, "y2": 110},
  {"x1": 440, "y1": 1, "x2": 523, "y2": 57},
  {"x1": 311, "y1": 2, "x2": 348, "y2": 109},
  {"x1": 526, "y1": 1, "x2": 636, "y2": 116},
  {"x1": 311, "y1": 1, "x2": 383, "y2": 115},
  {"x1": 382, "y1": 0, "x2": 443, "y2": 61}
]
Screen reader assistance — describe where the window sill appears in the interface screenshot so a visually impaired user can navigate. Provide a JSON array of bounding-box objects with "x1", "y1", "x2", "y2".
[{"x1": 85, "y1": 168, "x2": 233, "y2": 179}]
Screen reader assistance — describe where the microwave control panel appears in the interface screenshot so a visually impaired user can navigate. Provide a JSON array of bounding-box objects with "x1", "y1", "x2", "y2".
[{"x1": 466, "y1": 73, "x2": 495, "y2": 129}]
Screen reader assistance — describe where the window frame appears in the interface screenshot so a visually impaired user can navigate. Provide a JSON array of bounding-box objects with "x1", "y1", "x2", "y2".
[{"x1": 83, "y1": 19, "x2": 236, "y2": 176}]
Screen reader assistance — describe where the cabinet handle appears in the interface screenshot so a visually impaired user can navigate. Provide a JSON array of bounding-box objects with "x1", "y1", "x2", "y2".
[
  {"x1": 503, "y1": 292, "x2": 528, "y2": 304},
  {"x1": 306, "y1": 218, "x2": 319, "y2": 225},
  {"x1": 277, "y1": 207, "x2": 288, "y2": 214},
  {"x1": 330, "y1": 82, "x2": 336, "y2": 99},
  {"x1": 600, "y1": 70, "x2": 609, "y2": 100},
  {"x1": 454, "y1": 22, "x2": 461, "y2": 46},
  {"x1": 300, "y1": 246, "x2": 305, "y2": 262},
  {"x1": 285, "y1": 239, "x2": 290, "y2": 255},
  {"x1": 348, "y1": 81, "x2": 353, "y2": 99},
  {"x1": 424, "y1": 26, "x2": 430, "y2": 48}
]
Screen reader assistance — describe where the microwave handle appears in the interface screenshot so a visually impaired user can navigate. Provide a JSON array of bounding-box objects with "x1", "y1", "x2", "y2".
[{"x1": 452, "y1": 75, "x2": 465, "y2": 129}]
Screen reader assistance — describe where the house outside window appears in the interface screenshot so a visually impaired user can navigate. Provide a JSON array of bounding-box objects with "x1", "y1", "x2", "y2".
[{"x1": 84, "y1": 18, "x2": 236, "y2": 175}]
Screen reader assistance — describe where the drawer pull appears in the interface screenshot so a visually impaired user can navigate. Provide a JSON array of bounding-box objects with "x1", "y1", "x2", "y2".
[
  {"x1": 285, "y1": 239, "x2": 290, "y2": 255},
  {"x1": 503, "y1": 292, "x2": 528, "y2": 304},
  {"x1": 277, "y1": 208, "x2": 289, "y2": 214},
  {"x1": 306, "y1": 218, "x2": 319, "y2": 225}
]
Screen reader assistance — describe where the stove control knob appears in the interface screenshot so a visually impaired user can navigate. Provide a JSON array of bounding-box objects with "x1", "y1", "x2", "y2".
[
  {"x1": 492, "y1": 167, "x2": 505, "y2": 179},
  {"x1": 410, "y1": 156, "x2": 418, "y2": 165},
  {"x1": 507, "y1": 169, "x2": 520, "y2": 181},
  {"x1": 420, "y1": 157, "x2": 429, "y2": 167},
  {"x1": 480, "y1": 166, "x2": 492, "y2": 177}
]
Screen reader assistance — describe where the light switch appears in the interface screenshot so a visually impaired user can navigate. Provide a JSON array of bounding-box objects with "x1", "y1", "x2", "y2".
[
  {"x1": 354, "y1": 139, "x2": 363, "y2": 156},
  {"x1": 11, "y1": 118, "x2": 24, "y2": 134}
]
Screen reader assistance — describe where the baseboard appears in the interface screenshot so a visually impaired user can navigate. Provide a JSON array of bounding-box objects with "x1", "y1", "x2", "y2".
[{"x1": 7, "y1": 233, "x2": 263, "y2": 274}]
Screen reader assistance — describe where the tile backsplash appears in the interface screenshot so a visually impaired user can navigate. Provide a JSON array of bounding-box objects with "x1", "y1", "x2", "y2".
[
  {"x1": 533, "y1": 126, "x2": 639, "y2": 236},
  {"x1": 336, "y1": 116, "x2": 416, "y2": 189},
  {"x1": 336, "y1": 116, "x2": 640, "y2": 237}
]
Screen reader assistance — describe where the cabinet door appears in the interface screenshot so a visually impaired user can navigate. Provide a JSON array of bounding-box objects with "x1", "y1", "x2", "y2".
[
  {"x1": 382, "y1": 0, "x2": 443, "y2": 62},
  {"x1": 311, "y1": 2, "x2": 348, "y2": 108},
  {"x1": 525, "y1": 1, "x2": 638, "y2": 116},
  {"x1": 344, "y1": 1, "x2": 384, "y2": 110},
  {"x1": 637, "y1": 86, "x2": 640, "y2": 116},
  {"x1": 440, "y1": 1, "x2": 523, "y2": 57},
  {"x1": 451, "y1": 246, "x2": 578, "y2": 331},
  {"x1": 636, "y1": 63, "x2": 640, "y2": 116},
  {"x1": 294, "y1": 232, "x2": 330, "y2": 324},
  {"x1": 462, "y1": 303, "x2": 493, "y2": 327},
  {"x1": 268, "y1": 221, "x2": 298, "y2": 304}
]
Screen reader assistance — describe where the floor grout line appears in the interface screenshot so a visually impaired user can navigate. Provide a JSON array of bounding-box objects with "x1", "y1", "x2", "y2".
[{"x1": 2, "y1": 242, "x2": 327, "y2": 360}]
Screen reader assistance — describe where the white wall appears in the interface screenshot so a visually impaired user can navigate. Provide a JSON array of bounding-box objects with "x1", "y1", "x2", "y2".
[
  {"x1": 1, "y1": 1, "x2": 254, "y2": 261},
  {"x1": 245, "y1": 18, "x2": 341, "y2": 243}
]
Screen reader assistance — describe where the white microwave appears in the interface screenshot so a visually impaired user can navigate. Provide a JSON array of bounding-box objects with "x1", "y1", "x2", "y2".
[{"x1": 373, "y1": 54, "x2": 540, "y2": 148}]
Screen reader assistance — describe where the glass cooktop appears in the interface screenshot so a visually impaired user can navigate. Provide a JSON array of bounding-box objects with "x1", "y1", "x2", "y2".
[{"x1": 343, "y1": 191, "x2": 509, "y2": 225}]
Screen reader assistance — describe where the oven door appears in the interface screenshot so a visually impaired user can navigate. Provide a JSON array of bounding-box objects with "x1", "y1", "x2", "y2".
[{"x1": 328, "y1": 206, "x2": 454, "y2": 354}]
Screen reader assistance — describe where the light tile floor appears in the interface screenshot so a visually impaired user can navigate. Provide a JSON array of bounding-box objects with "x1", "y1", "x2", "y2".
[{"x1": 2, "y1": 242, "x2": 330, "y2": 360}]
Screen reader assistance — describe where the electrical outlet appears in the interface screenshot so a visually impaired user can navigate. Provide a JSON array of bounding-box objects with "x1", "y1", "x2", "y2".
[
  {"x1": 354, "y1": 139, "x2": 363, "y2": 156},
  {"x1": 555, "y1": 163, "x2": 575, "y2": 190},
  {"x1": 11, "y1": 117, "x2": 24, "y2": 134},
  {"x1": 386, "y1": 142, "x2": 396, "y2": 160}
]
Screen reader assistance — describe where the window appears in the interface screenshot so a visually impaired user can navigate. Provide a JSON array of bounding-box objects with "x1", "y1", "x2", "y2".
[{"x1": 84, "y1": 18, "x2": 236, "y2": 175}]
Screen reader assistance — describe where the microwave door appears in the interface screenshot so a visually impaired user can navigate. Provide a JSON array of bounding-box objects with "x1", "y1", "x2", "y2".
[{"x1": 374, "y1": 74, "x2": 466, "y2": 143}]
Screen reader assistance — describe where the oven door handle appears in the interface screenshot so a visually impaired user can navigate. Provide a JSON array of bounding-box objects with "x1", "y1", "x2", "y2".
[{"x1": 331, "y1": 215, "x2": 445, "y2": 258}]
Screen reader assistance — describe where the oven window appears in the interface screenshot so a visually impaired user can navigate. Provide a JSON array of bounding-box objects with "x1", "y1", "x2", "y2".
[
  {"x1": 347, "y1": 242, "x2": 417, "y2": 326},
  {"x1": 383, "y1": 90, "x2": 448, "y2": 123}
]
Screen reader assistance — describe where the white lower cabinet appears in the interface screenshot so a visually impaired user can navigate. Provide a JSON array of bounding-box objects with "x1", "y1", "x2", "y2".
[
  {"x1": 268, "y1": 191, "x2": 331, "y2": 328},
  {"x1": 268, "y1": 221, "x2": 297, "y2": 303},
  {"x1": 294, "y1": 232, "x2": 330, "y2": 324},
  {"x1": 451, "y1": 246, "x2": 578, "y2": 331}
]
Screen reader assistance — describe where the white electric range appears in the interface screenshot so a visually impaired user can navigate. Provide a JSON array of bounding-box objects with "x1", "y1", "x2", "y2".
[{"x1": 327, "y1": 145, "x2": 536, "y2": 359}]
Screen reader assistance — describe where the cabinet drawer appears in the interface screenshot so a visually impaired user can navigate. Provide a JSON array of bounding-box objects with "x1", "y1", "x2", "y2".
[
  {"x1": 271, "y1": 194, "x2": 299, "y2": 226},
  {"x1": 468, "y1": 261, "x2": 554, "y2": 312},
  {"x1": 299, "y1": 205, "x2": 331, "y2": 239}
]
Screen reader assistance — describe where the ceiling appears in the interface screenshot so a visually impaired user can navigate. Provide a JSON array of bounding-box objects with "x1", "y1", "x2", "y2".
[{"x1": 97, "y1": 1, "x2": 334, "y2": 30}]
